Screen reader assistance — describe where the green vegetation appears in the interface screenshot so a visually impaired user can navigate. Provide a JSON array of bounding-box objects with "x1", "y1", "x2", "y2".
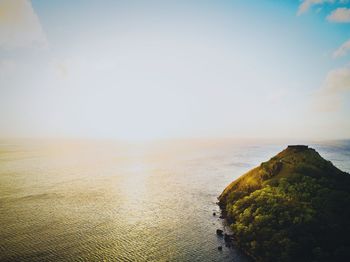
[{"x1": 219, "y1": 146, "x2": 350, "y2": 261}]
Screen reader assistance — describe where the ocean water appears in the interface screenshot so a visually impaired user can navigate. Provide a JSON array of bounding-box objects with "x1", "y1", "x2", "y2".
[{"x1": 0, "y1": 139, "x2": 349, "y2": 262}]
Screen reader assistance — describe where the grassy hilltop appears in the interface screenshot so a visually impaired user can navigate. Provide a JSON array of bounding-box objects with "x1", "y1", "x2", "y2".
[{"x1": 219, "y1": 145, "x2": 350, "y2": 262}]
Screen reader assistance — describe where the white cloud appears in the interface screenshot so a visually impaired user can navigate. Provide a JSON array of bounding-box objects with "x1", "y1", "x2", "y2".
[
  {"x1": 0, "y1": 0, "x2": 47, "y2": 49},
  {"x1": 327, "y1": 7, "x2": 350, "y2": 22},
  {"x1": 315, "y1": 65, "x2": 350, "y2": 111},
  {"x1": 297, "y1": 0, "x2": 334, "y2": 15},
  {"x1": 323, "y1": 66, "x2": 350, "y2": 93},
  {"x1": 333, "y1": 39, "x2": 350, "y2": 58}
]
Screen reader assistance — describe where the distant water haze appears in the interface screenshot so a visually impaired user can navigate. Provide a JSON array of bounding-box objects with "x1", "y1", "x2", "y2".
[{"x1": 0, "y1": 138, "x2": 349, "y2": 261}]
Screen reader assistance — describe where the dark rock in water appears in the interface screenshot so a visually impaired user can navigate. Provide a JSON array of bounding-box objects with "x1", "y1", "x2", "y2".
[
  {"x1": 225, "y1": 243, "x2": 231, "y2": 248},
  {"x1": 218, "y1": 246, "x2": 223, "y2": 251},
  {"x1": 219, "y1": 215, "x2": 224, "y2": 219},
  {"x1": 216, "y1": 229, "x2": 223, "y2": 236},
  {"x1": 224, "y1": 233, "x2": 233, "y2": 242},
  {"x1": 213, "y1": 212, "x2": 216, "y2": 216}
]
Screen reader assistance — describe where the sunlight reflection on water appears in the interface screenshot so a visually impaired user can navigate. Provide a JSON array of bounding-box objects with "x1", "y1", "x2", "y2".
[{"x1": 0, "y1": 139, "x2": 349, "y2": 261}]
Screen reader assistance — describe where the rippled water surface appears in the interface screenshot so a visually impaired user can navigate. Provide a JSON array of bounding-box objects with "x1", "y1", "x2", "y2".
[{"x1": 1, "y1": 139, "x2": 349, "y2": 261}]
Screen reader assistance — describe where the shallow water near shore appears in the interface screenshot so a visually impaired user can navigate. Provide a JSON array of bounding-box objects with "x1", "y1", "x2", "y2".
[{"x1": 0, "y1": 139, "x2": 349, "y2": 261}]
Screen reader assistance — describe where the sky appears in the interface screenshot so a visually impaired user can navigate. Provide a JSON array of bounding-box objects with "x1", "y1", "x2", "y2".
[{"x1": 0, "y1": 0, "x2": 349, "y2": 141}]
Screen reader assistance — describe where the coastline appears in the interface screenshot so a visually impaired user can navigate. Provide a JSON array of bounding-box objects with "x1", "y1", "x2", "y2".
[{"x1": 217, "y1": 202, "x2": 257, "y2": 262}]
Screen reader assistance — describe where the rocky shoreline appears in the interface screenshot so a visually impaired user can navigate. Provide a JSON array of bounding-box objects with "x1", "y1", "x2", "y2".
[{"x1": 214, "y1": 208, "x2": 256, "y2": 261}]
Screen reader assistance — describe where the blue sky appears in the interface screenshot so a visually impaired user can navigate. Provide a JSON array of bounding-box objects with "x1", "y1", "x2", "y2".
[{"x1": 0, "y1": 0, "x2": 350, "y2": 140}]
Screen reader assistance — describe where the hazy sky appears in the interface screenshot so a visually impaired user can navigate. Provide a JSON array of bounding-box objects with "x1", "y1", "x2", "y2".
[{"x1": 0, "y1": 0, "x2": 350, "y2": 141}]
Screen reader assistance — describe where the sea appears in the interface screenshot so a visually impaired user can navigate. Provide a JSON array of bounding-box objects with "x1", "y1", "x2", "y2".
[{"x1": 0, "y1": 139, "x2": 349, "y2": 261}]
